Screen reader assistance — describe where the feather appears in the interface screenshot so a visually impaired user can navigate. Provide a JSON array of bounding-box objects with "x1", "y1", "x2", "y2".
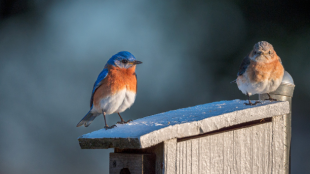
[
  {"x1": 76, "y1": 110, "x2": 100, "y2": 127},
  {"x1": 237, "y1": 55, "x2": 250, "y2": 76},
  {"x1": 90, "y1": 68, "x2": 108, "y2": 108}
]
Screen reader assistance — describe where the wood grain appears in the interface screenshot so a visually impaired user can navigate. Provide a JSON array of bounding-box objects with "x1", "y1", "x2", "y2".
[
  {"x1": 272, "y1": 115, "x2": 288, "y2": 174},
  {"x1": 163, "y1": 139, "x2": 177, "y2": 174},
  {"x1": 174, "y1": 120, "x2": 286, "y2": 174}
]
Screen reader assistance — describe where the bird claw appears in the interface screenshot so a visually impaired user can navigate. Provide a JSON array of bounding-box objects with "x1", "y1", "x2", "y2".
[
  {"x1": 104, "y1": 125, "x2": 117, "y2": 130},
  {"x1": 117, "y1": 119, "x2": 132, "y2": 124},
  {"x1": 266, "y1": 98, "x2": 277, "y2": 102},
  {"x1": 244, "y1": 101, "x2": 261, "y2": 106},
  {"x1": 265, "y1": 94, "x2": 277, "y2": 102}
]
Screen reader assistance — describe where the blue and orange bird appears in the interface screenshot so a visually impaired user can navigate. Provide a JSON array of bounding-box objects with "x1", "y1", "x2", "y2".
[
  {"x1": 76, "y1": 51, "x2": 142, "y2": 129},
  {"x1": 233, "y1": 41, "x2": 284, "y2": 105}
]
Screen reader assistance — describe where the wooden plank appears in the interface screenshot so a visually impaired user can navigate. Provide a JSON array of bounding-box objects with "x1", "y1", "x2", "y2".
[
  {"x1": 264, "y1": 122, "x2": 272, "y2": 174},
  {"x1": 198, "y1": 138, "x2": 202, "y2": 174},
  {"x1": 176, "y1": 141, "x2": 185, "y2": 174},
  {"x1": 252, "y1": 123, "x2": 264, "y2": 174},
  {"x1": 223, "y1": 130, "x2": 234, "y2": 173},
  {"x1": 176, "y1": 143, "x2": 180, "y2": 174},
  {"x1": 163, "y1": 138, "x2": 177, "y2": 174},
  {"x1": 198, "y1": 135, "x2": 211, "y2": 174},
  {"x1": 234, "y1": 128, "x2": 242, "y2": 173},
  {"x1": 191, "y1": 139, "x2": 199, "y2": 174},
  {"x1": 285, "y1": 114, "x2": 292, "y2": 174},
  {"x1": 179, "y1": 142, "x2": 183, "y2": 174},
  {"x1": 186, "y1": 140, "x2": 192, "y2": 174},
  {"x1": 272, "y1": 115, "x2": 288, "y2": 174},
  {"x1": 182, "y1": 141, "x2": 187, "y2": 174},
  {"x1": 241, "y1": 126, "x2": 252, "y2": 174},
  {"x1": 251, "y1": 122, "x2": 273, "y2": 174},
  {"x1": 210, "y1": 133, "x2": 224, "y2": 174},
  {"x1": 206, "y1": 136, "x2": 212, "y2": 174},
  {"x1": 151, "y1": 143, "x2": 163, "y2": 174}
]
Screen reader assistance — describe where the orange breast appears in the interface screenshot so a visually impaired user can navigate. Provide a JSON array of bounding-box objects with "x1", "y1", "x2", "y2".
[
  {"x1": 247, "y1": 56, "x2": 284, "y2": 83},
  {"x1": 92, "y1": 65, "x2": 137, "y2": 107}
]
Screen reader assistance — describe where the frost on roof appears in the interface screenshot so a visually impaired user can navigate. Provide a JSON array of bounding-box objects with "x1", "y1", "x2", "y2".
[{"x1": 79, "y1": 99, "x2": 275, "y2": 139}]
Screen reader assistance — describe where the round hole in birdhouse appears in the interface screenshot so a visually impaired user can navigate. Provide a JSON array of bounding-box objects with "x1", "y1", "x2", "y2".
[{"x1": 120, "y1": 168, "x2": 130, "y2": 174}]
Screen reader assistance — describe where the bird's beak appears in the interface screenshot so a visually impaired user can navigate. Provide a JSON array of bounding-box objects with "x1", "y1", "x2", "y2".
[{"x1": 133, "y1": 60, "x2": 143, "y2": 65}]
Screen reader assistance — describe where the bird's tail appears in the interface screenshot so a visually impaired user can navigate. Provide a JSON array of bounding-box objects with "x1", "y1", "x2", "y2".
[{"x1": 76, "y1": 111, "x2": 99, "y2": 127}]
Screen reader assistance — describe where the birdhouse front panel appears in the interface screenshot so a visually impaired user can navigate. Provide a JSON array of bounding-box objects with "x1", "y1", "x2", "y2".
[{"x1": 176, "y1": 122, "x2": 273, "y2": 173}]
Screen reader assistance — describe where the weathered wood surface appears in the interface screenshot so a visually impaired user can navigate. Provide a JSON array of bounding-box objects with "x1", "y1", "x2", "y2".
[
  {"x1": 163, "y1": 139, "x2": 177, "y2": 174},
  {"x1": 172, "y1": 118, "x2": 287, "y2": 174},
  {"x1": 78, "y1": 100, "x2": 290, "y2": 149},
  {"x1": 109, "y1": 153, "x2": 155, "y2": 174},
  {"x1": 272, "y1": 115, "x2": 289, "y2": 174}
]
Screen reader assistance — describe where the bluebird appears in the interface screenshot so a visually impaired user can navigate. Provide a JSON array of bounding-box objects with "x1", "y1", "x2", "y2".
[
  {"x1": 76, "y1": 51, "x2": 142, "y2": 129},
  {"x1": 233, "y1": 41, "x2": 284, "y2": 105}
]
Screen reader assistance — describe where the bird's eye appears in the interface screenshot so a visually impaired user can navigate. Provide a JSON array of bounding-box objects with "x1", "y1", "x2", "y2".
[
  {"x1": 269, "y1": 51, "x2": 271, "y2": 54},
  {"x1": 122, "y1": 59, "x2": 128, "y2": 63},
  {"x1": 254, "y1": 51, "x2": 257, "y2": 54}
]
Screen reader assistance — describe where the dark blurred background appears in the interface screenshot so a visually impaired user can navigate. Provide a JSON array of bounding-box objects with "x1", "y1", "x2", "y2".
[{"x1": 1, "y1": 0, "x2": 309, "y2": 173}]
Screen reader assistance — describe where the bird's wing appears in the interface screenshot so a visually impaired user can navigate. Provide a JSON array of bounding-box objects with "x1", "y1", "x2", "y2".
[
  {"x1": 90, "y1": 68, "x2": 108, "y2": 108},
  {"x1": 278, "y1": 56, "x2": 283, "y2": 64},
  {"x1": 237, "y1": 55, "x2": 250, "y2": 76}
]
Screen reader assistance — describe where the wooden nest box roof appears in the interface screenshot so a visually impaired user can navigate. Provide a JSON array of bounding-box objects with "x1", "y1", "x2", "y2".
[{"x1": 78, "y1": 100, "x2": 289, "y2": 149}]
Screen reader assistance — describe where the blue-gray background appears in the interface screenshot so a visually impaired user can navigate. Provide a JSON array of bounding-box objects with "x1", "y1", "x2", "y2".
[{"x1": 1, "y1": 0, "x2": 309, "y2": 173}]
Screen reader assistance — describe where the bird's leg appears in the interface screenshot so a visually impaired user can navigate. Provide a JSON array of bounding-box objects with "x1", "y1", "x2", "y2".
[
  {"x1": 266, "y1": 93, "x2": 277, "y2": 101},
  {"x1": 117, "y1": 113, "x2": 132, "y2": 124},
  {"x1": 118, "y1": 113, "x2": 125, "y2": 123},
  {"x1": 244, "y1": 93, "x2": 261, "y2": 105},
  {"x1": 102, "y1": 111, "x2": 116, "y2": 130}
]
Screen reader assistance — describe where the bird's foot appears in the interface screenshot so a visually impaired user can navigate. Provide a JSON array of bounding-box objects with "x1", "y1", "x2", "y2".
[
  {"x1": 265, "y1": 94, "x2": 277, "y2": 102},
  {"x1": 260, "y1": 118, "x2": 265, "y2": 122},
  {"x1": 104, "y1": 125, "x2": 116, "y2": 130},
  {"x1": 244, "y1": 101, "x2": 261, "y2": 106},
  {"x1": 117, "y1": 119, "x2": 133, "y2": 124},
  {"x1": 266, "y1": 98, "x2": 277, "y2": 102}
]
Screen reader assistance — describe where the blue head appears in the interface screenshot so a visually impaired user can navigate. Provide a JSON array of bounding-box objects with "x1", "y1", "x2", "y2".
[{"x1": 106, "y1": 51, "x2": 142, "y2": 68}]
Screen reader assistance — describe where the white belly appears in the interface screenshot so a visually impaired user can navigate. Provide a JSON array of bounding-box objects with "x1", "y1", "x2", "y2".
[
  {"x1": 237, "y1": 73, "x2": 283, "y2": 96},
  {"x1": 92, "y1": 89, "x2": 136, "y2": 115}
]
